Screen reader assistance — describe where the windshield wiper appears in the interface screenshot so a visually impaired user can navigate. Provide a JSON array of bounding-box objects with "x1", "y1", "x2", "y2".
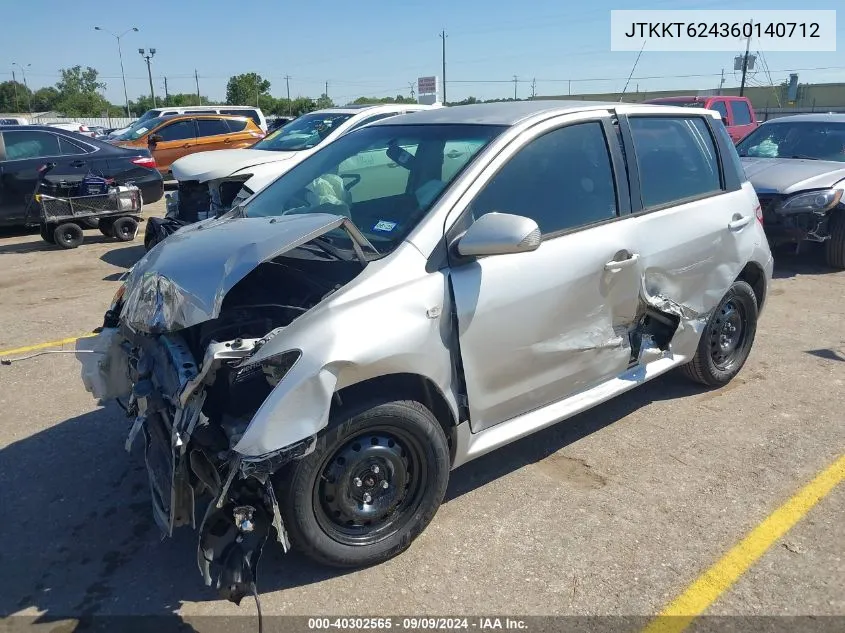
[
  {"x1": 310, "y1": 237, "x2": 354, "y2": 261},
  {"x1": 790, "y1": 154, "x2": 821, "y2": 160}
]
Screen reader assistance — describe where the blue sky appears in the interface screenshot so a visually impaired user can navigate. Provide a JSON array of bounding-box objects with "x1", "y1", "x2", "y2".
[{"x1": 1, "y1": 0, "x2": 842, "y2": 106}]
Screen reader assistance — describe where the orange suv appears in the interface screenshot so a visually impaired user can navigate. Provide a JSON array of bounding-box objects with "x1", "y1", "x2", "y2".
[{"x1": 110, "y1": 114, "x2": 265, "y2": 174}]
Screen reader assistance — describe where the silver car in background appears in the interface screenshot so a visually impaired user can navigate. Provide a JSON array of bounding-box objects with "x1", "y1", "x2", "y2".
[
  {"x1": 78, "y1": 101, "x2": 773, "y2": 603},
  {"x1": 736, "y1": 113, "x2": 845, "y2": 268}
]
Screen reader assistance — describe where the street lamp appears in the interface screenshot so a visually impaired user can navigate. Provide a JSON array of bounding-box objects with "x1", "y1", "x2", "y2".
[
  {"x1": 12, "y1": 62, "x2": 31, "y2": 114},
  {"x1": 138, "y1": 48, "x2": 157, "y2": 108},
  {"x1": 94, "y1": 26, "x2": 139, "y2": 118}
]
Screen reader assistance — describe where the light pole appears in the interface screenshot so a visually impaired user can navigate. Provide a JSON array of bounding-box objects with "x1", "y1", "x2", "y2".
[
  {"x1": 138, "y1": 48, "x2": 157, "y2": 108},
  {"x1": 12, "y1": 63, "x2": 31, "y2": 113},
  {"x1": 94, "y1": 26, "x2": 138, "y2": 118}
]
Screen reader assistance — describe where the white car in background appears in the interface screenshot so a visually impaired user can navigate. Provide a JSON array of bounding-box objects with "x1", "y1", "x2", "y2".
[
  {"x1": 46, "y1": 122, "x2": 97, "y2": 137},
  {"x1": 167, "y1": 103, "x2": 437, "y2": 222}
]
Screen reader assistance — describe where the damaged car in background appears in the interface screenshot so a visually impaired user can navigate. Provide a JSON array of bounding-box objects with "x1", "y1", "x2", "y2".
[
  {"x1": 145, "y1": 103, "x2": 435, "y2": 250},
  {"x1": 77, "y1": 101, "x2": 773, "y2": 604},
  {"x1": 736, "y1": 113, "x2": 845, "y2": 268}
]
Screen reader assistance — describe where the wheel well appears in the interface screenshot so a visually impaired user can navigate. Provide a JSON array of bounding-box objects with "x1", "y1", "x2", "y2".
[
  {"x1": 331, "y1": 373, "x2": 458, "y2": 442},
  {"x1": 736, "y1": 262, "x2": 766, "y2": 311}
]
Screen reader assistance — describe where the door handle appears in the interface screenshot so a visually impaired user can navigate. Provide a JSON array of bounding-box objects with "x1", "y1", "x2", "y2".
[
  {"x1": 604, "y1": 252, "x2": 640, "y2": 271},
  {"x1": 446, "y1": 150, "x2": 463, "y2": 159},
  {"x1": 223, "y1": 138, "x2": 231, "y2": 144},
  {"x1": 182, "y1": 143, "x2": 191, "y2": 148},
  {"x1": 728, "y1": 215, "x2": 753, "y2": 231},
  {"x1": 388, "y1": 163, "x2": 398, "y2": 168},
  {"x1": 70, "y1": 160, "x2": 86, "y2": 167}
]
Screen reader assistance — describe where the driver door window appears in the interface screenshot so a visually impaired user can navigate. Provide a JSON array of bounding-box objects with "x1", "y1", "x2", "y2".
[{"x1": 469, "y1": 121, "x2": 618, "y2": 236}]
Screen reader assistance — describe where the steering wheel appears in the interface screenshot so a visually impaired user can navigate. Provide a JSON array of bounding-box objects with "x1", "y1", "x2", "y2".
[{"x1": 341, "y1": 173, "x2": 361, "y2": 191}]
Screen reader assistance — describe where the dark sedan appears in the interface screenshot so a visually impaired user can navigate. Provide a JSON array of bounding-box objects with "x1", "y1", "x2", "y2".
[{"x1": 0, "y1": 125, "x2": 164, "y2": 227}]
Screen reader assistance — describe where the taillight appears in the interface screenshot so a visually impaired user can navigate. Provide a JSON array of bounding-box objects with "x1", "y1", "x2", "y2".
[
  {"x1": 79, "y1": 125, "x2": 89, "y2": 132},
  {"x1": 132, "y1": 156, "x2": 157, "y2": 169}
]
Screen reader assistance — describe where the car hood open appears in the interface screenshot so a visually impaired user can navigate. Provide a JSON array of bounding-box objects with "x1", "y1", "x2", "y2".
[
  {"x1": 741, "y1": 157, "x2": 845, "y2": 194},
  {"x1": 120, "y1": 213, "x2": 362, "y2": 333},
  {"x1": 171, "y1": 149, "x2": 299, "y2": 183}
]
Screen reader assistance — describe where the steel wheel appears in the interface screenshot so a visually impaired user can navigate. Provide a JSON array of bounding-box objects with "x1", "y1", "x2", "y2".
[
  {"x1": 709, "y1": 298, "x2": 747, "y2": 371},
  {"x1": 313, "y1": 426, "x2": 427, "y2": 547}
]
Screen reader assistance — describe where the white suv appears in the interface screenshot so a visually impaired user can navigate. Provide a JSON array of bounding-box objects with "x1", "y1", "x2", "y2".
[{"x1": 167, "y1": 103, "x2": 436, "y2": 220}]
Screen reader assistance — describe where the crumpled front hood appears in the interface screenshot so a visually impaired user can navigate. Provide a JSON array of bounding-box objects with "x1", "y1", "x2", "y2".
[
  {"x1": 120, "y1": 213, "x2": 348, "y2": 333},
  {"x1": 741, "y1": 157, "x2": 845, "y2": 194},
  {"x1": 171, "y1": 149, "x2": 298, "y2": 183}
]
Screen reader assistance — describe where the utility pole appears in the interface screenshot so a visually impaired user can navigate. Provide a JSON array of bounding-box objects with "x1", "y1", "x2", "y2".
[
  {"x1": 718, "y1": 69, "x2": 725, "y2": 95},
  {"x1": 139, "y1": 48, "x2": 157, "y2": 108},
  {"x1": 12, "y1": 63, "x2": 31, "y2": 113},
  {"x1": 284, "y1": 75, "x2": 292, "y2": 115},
  {"x1": 255, "y1": 74, "x2": 259, "y2": 107},
  {"x1": 11, "y1": 69, "x2": 19, "y2": 112},
  {"x1": 440, "y1": 29, "x2": 447, "y2": 104},
  {"x1": 195, "y1": 69, "x2": 201, "y2": 105},
  {"x1": 163, "y1": 76, "x2": 169, "y2": 102},
  {"x1": 94, "y1": 27, "x2": 138, "y2": 118},
  {"x1": 409, "y1": 81, "x2": 416, "y2": 100},
  {"x1": 739, "y1": 22, "x2": 752, "y2": 97},
  {"x1": 530, "y1": 78, "x2": 536, "y2": 99},
  {"x1": 512, "y1": 75, "x2": 518, "y2": 100},
  {"x1": 325, "y1": 80, "x2": 329, "y2": 98},
  {"x1": 568, "y1": 79, "x2": 572, "y2": 96}
]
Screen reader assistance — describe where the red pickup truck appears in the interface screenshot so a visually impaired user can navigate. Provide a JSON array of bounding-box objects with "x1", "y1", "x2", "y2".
[{"x1": 644, "y1": 95, "x2": 759, "y2": 143}]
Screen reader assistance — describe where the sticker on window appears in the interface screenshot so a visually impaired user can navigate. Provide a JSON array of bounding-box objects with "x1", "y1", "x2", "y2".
[{"x1": 373, "y1": 220, "x2": 397, "y2": 232}]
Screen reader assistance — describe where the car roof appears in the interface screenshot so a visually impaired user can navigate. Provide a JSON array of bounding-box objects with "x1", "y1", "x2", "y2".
[
  {"x1": 760, "y1": 113, "x2": 845, "y2": 124},
  {"x1": 0, "y1": 124, "x2": 88, "y2": 132},
  {"x1": 311, "y1": 104, "x2": 433, "y2": 116},
  {"x1": 155, "y1": 113, "x2": 251, "y2": 121},
  {"x1": 647, "y1": 95, "x2": 748, "y2": 102},
  {"x1": 367, "y1": 100, "x2": 705, "y2": 127}
]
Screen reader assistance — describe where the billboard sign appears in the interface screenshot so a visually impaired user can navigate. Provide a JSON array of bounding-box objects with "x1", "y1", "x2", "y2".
[{"x1": 418, "y1": 76, "x2": 437, "y2": 94}]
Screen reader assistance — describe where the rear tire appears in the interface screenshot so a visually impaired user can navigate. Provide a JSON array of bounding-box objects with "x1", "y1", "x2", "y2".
[
  {"x1": 681, "y1": 280, "x2": 758, "y2": 387},
  {"x1": 824, "y1": 210, "x2": 845, "y2": 269},
  {"x1": 278, "y1": 399, "x2": 450, "y2": 568},
  {"x1": 53, "y1": 222, "x2": 84, "y2": 249},
  {"x1": 111, "y1": 216, "x2": 138, "y2": 242}
]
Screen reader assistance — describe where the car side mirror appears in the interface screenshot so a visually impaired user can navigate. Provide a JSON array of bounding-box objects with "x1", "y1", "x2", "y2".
[
  {"x1": 456, "y1": 212, "x2": 541, "y2": 258},
  {"x1": 148, "y1": 134, "x2": 162, "y2": 148}
]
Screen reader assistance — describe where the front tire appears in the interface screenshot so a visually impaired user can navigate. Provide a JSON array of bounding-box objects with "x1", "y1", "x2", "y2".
[
  {"x1": 681, "y1": 280, "x2": 758, "y2": 387},
  {"x1": 53, "y1": 222, "x2": 84, "y2": 249},
  {"x1": 279, "y1": 400, "x2": 450, "y2": 568},
  {"x1": 825, "y1": 210, "x2": 845, "y2": 269}
]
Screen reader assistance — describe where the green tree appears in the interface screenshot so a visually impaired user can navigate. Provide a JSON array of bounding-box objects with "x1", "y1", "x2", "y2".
[
  {"x1": 31, "y1": 87, "x2": 60, "y2": 111},
  {"x1": 226, "y1": 73, "x2": 271, "y2": 106},
  {"x1": 352, "y1": 95, "x2": 416, "y2": 105},
  {"x1": 54, "y1": 66, "x2": 111, "y2": 116},
  {"x1": 0, "y1": 80, "x2": 31, "y2": 112},
  {"x1": 314, "y1": 93, "x2": 334, "y2": 109}
]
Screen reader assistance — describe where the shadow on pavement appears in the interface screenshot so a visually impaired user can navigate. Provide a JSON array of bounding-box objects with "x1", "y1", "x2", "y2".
[
  {"x1": 0, "y1": 370, "x2": 710, "y2": 622},
  {"x1": 100, "y1": 245, "x2": 146, "y2": 269},
  {"x1": 805, "y1": 348, "x2": 845, "y2": 362},
  {"x1": 772, "y1": 242, "x2": 836, "y2": 279}
]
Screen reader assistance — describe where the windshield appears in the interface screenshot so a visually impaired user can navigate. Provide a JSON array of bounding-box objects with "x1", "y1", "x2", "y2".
[
  {"x1": 136, "y1": 109, "x2": 162, "y2": 124},
  {"x1": 736, "y1": 121, "x2": 845, "y2": 161},
  {"x1": 112, "y1": 116, "x2": 166, "y2": 141},
  {"x1": 240, "y1": 123, "x2": 506, "y2": 255},
  {"x1": 252, "y1": 112, "x2": 354, "y2": 151}
]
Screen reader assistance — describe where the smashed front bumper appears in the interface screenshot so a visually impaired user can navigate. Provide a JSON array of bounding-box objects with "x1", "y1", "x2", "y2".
[
  {"x1": 758, "y1": 194, "x2": 836, "y2": 245},
  {"x1": 76, "y1": 326, "x2": 314, "y2": 603}
]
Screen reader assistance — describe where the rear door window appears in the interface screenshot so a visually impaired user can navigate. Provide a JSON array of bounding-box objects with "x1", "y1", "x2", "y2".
[
  {"x1": 156, "y1": 120, "x2": 196, "y2": 141},
  {"x1": 225, "y1": 118, "x2": 249, "y2": 133},
  {"x1": 58, "y1": 136, "x2": 89, "y2": 155},
  {"x1": 628, "y1": 116, "x2": 722, "y2": 208},
  {"x1": 2, "y1": 130, "x2": 61, "y2": 160},
  {"x1": 196, "y1": 118, "x2": 230, "y2": 137},
  {"x1": 222, "y1": 109, "x2": 261, "y2": 127},
  {"x1": 729, "y1": 100, "x2": 753, "y2": 125}
]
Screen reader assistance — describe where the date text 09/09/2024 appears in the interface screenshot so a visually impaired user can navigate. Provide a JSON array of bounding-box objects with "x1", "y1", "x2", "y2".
[
  {"x1": 623, "y1": 21, "x2": 820, "y2": 39},
  {"x1": 307, "y1": 617, "x2": 528, "y2": 630}
]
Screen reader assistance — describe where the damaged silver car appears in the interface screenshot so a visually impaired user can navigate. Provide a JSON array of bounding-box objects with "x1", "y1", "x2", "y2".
[{"x1": 77, "y1": 101, "x2": 773, "y2": 603}]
